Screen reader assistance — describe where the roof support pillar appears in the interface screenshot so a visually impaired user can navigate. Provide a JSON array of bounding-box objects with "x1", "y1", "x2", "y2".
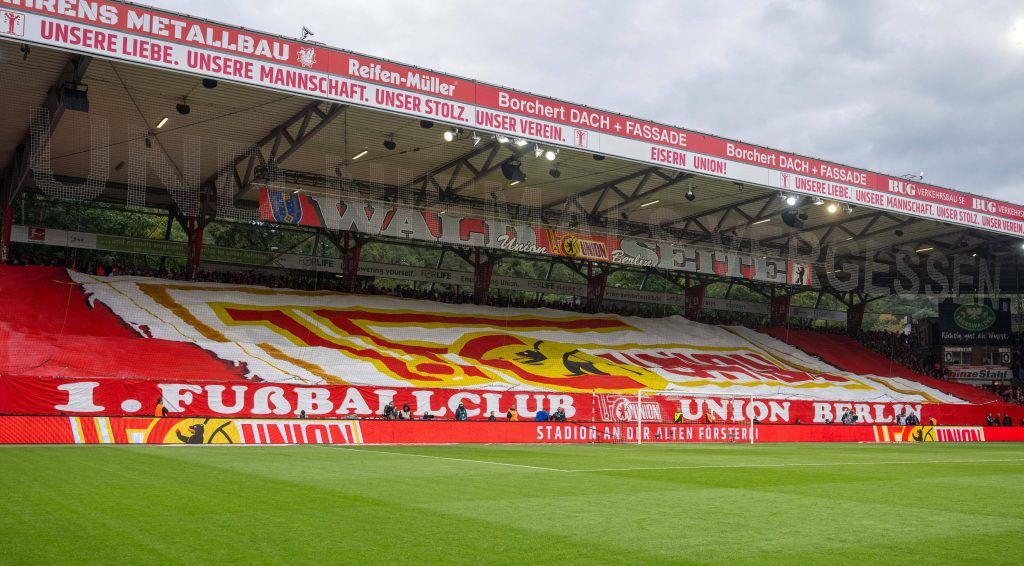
[
  {"x1": 0, "y1": 204, "x2": 12, "y2": 264},
  {"x1": 185, "y1": 216, "x2": 204, "y2": 280}
]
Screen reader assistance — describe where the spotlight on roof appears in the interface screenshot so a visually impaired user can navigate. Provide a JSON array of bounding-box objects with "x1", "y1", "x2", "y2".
[
  {"x1": 471, "y1": 132, "x2": 481, "y2": 146},
  {"x1": 533, "y1": 144, "x2": 544, "y2": 159},
  {"x1": 176, "y1": 99, "x2": 191, "y2": 116},
  {"x1": 514, "y1": 138, "x2": 529, "y2": 147},
  {"x1": 500, "y1": 159, "x2": 526, "y2": 183},
  {"x1": 592, "y1": 154, "x2": 605, "y2": 161},
  {"x1": 845, "y1": 204, "x2": 855, "y2": 214},
  {"x1": 785, "y1": 195, "x2": 798, "y2": 207},
  {"x1": 419, "y1": 120, "x2": 434, "y2": 129},
  {"x1": 383, "y1": 136, "x2": 397, "y2": 151},
  {"x1": 548, "y1": 165, "x2": 561, "y2": 178},
  {"x1": 544, "y1": 148, "x2": 558, "y2": 161},
  {"x1": 352, "y1": 148, "x2": 368, "y2": 160},
  {"x1": 894, "y1": 229, "x2": 904, "y2": 237},
  {"x1": 685, "y1": 187, "x2": 695, "y2": 202},
  {"x1": 813, "y1": 197, "x2": 824, "y2": 206},
  {"x1": 826, "y1": 203, "x2": 838, "y2": 214},
  {"x1": 640, "y1": 199, "x2": 660, "y2": 208},
  {"x1": 59, "y1": 82, "x2": 90, "y2": 113},
  {"x1": 780, "y1": 209, "x2": 804, "y2": 229},
  {"x1": 443, "y1": 128, "x2": 460, "y2": 142},
  {"x1": 156, "y1": 117, "x2": 169, "y2": 129},
  {"x1": 202, "y1": 78, "x2": 218, "y2": 89},
  {"x1": 798, "y1": 212, "x2": 809, "y2": 221},
  {"x1": 495, "y1": 135, "x2": 510, "y2": 143}
]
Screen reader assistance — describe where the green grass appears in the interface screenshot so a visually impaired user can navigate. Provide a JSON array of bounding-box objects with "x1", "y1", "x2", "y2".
[{"x1": 2, "y1": 443, "x2": 1024, "y2": 565}]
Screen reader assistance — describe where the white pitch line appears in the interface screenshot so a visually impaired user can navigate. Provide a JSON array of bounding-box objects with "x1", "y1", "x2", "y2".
[
  {"x1": 565, "y1": 457, "x2": 1024, "y2": 473},
  {"x1": 324, "y1": 446, "x2": 571, "y2": 472}
]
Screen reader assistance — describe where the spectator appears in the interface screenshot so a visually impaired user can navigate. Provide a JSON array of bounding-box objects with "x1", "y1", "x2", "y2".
[
  {"x1": 421, "y1": 411, "x2": 434, "y2": 420},
  {"x1": 382, "y1": 401, "x2": 398, "y2": 420},
  {"x1": 534, "y1": 409, "x2": 550, "y2": 422},
  {"x1": 487, "y1": 411, "x2": 496, "y2": 421},
  {"x1": 506, "y1": 407, "x2": 519, "y2": 421},
  {"x1": 399, "y1": 403, "x2": 412, "y2": 420},
  {"x1": 454, "y1": 402, "x2": 468, "y2": 421},
  {"x1": 552, "y1": 406, "x2": 567, "y2": 422},
  {"x1": 1004, "y1": 414, "x2": 1013, "y2": 427}
]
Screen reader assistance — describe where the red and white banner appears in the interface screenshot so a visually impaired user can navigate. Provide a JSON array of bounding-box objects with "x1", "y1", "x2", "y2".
[
  {"x1": 1, "y1": 415, "x2": 1022, "y2": 445},
  {"x1": 3, "y1": 376, "x2": 1022, "y2": 426},
  {"x1": 2, "y1": 1, "x2": 1023, "y2": 236},
  {"x1": 260, "y1": 190, "x2": 811, "y2": 286}
]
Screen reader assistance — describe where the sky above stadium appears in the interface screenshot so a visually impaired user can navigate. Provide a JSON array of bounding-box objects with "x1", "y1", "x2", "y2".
[{"x1": 143, "y1": 0, "x2": 1024, "y2": 202}]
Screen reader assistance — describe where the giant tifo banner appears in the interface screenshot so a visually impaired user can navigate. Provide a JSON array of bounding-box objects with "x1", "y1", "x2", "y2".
[
  {"x1": 258, "y1": 191, "x2": 814, "y2": 286},
  {"x1": 48, "y1": 271, "x2": 965, "y2": 405},
  {"x1": 2, "y1": 416, "x2": 1023, "y2": 445},
  {"x1": 1, "y1": 1, "x2": 1023, "y2": 236},
  {"x1": 4, "y1": 375, "x2": 1024, "y2": 426}
]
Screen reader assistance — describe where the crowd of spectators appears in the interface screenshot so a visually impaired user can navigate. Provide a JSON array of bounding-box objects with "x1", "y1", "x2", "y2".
[
  {"x1": 855, "y1": 330, "x2": 939, "y2": 377},
  {"x1": 6, "y1": 253, "x2": 690, "y2": 319}
]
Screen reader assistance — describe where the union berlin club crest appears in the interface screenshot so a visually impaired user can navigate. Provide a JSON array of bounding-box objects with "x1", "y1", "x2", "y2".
[{"x1": 269, "y1": 192, "x2": 304, "y2": 224}]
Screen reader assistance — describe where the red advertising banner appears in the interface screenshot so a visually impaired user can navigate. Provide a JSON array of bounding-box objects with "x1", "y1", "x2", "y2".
[
  {"x1": 2, "y1": 2, "x2": 1024, "y2": 236},
  {"x1": 2, "y1": 376, "x2": 1022, "y2": 426},
  {"x1": 1, "y1": 416, "x2": 1021, "y2": 445}
]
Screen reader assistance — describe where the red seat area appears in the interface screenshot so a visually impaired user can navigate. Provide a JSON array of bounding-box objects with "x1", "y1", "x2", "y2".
[
  {"x1": 0, "y1": 265, "x2": 244, "y2": 381},
  {"x1": 760, "y1": 328, "x2": 1002, "y2": 404}
]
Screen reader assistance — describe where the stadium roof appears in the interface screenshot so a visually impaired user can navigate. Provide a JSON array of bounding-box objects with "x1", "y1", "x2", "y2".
[{"x1": 1, "y1": 1, "x2": 1023, "y2": 294}]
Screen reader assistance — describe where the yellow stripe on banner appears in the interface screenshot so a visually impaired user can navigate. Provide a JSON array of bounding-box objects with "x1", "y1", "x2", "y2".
[
  {"x1": 69, "y1": 417, "x2": 84, "y2": 444},
  {"x1": 94, "y1": 417, "x2": 114, "y2": 444},
  {"x1": 136, "y1": 283, "x2": 231, "y2": 343},
  {"x1": 257, "y1": 342, "x2": 349, "y2": 385},
  {"x1": 235, "y1": 342, "x2": 315, "y2": 384},
  {"x1": 667, "y1": 379, "x2": 873, "y2": 391},
  {"x1": 860, "y1": 375, "x2": 944, "y2": 404},
  {"x1": 97, "y1": 280, "x2": 203, "y2": 343}
]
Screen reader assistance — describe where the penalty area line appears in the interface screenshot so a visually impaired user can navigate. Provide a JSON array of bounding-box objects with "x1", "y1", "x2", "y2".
[
  {"x1": 322, "y1": 446, "x2": 570, "y2": 472},
  {"x1": 565, "y1": 457, "x2": 1024, "y2": 473}
]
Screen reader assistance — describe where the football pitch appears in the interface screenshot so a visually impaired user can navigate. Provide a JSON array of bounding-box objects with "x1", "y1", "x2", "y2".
[{"x1": 2, "y1": 443, "x2": 1023, "y2": 565}]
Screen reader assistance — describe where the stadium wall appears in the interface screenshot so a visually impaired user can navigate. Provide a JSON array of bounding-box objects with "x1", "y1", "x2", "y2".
[{"x1": 0, "y1": 416, "x2": 1018, "y2": 445}]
